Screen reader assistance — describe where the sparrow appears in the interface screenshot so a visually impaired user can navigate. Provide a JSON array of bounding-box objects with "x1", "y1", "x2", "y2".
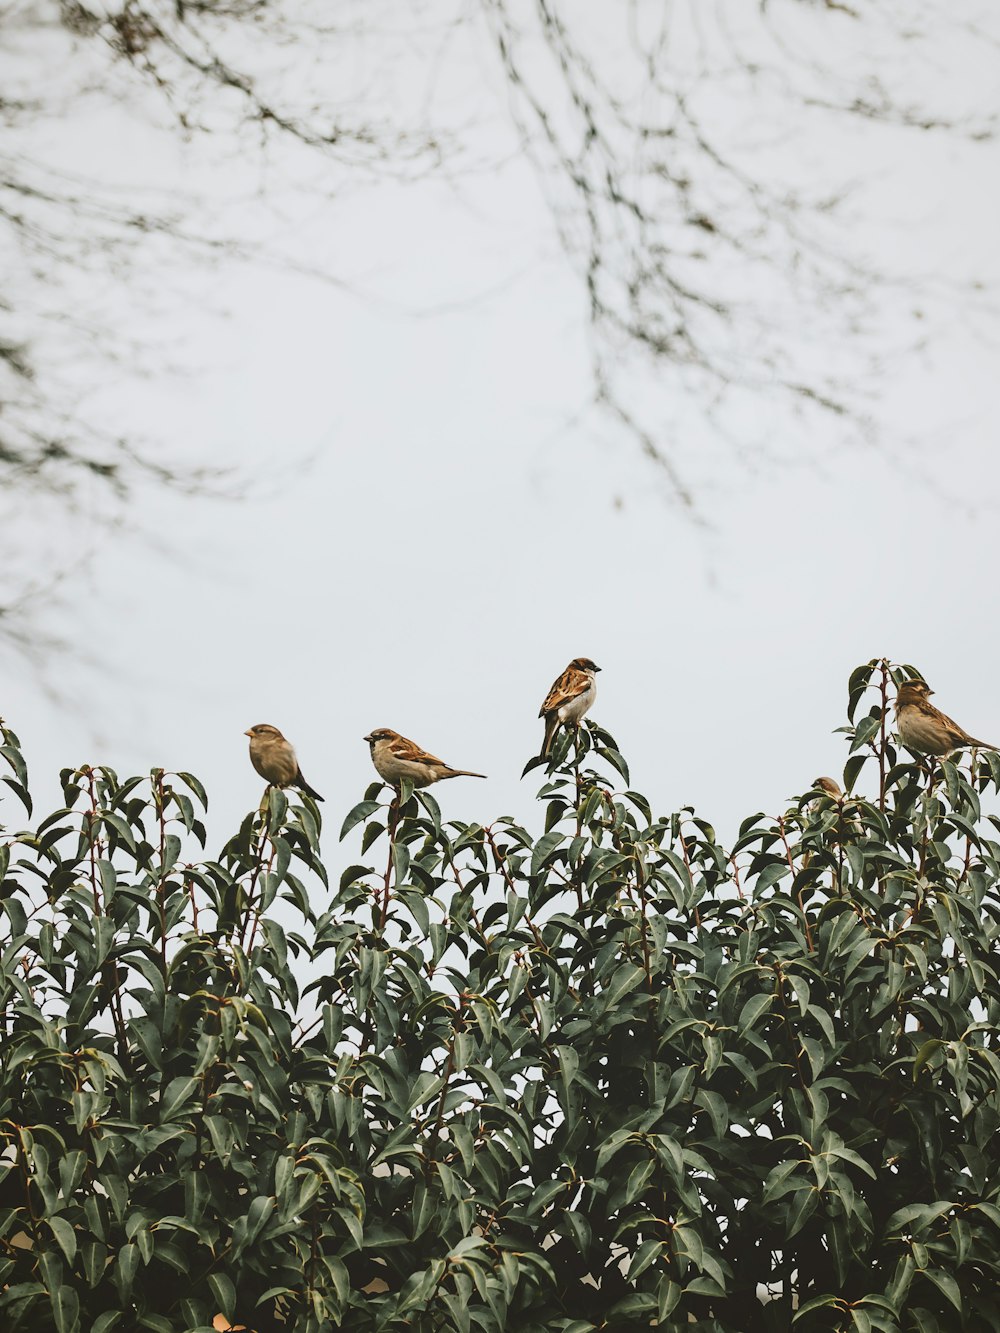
[
  {"x1": 811, "y1": 775, "x2": 863, "y2": 832},
  {"x1": 894, "y1": 680, "x2": 998, "y2": 757},
  {"x1": 538, "y1": 657, "x2": 601, "y2": 757},
  {"x1": 363, "y1": 728, "x2": 486, "y2": 789},
  {"x1": 245, "y1": 723, "x2": 324, "y2": 801}
]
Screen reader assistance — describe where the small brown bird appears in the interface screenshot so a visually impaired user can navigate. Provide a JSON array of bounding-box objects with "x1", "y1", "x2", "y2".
[
  {"x1": 894, "y1": 680, "x2": 998, "y2": 757},
  {"x1": 538, "y1": 657, "x2": 601, "y2": 757},
  {"x1": 363, "y1": 728, "x2": 486, "y2": 789},
  {"x1": 811, "y1": 775, "x2": 862, "y2": 832},
  {"x1": 245, "y1": 723, "x2": 324, "y2": 801}
]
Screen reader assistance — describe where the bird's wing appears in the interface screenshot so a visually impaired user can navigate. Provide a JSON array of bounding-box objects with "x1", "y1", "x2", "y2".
[
  {"x1": 391, "y1": 734, "x2": 447, "y2": 768},
  {"x1": 539, "y1": 666, "x2": 589, "y2": 718},
  {"x1": 942, "y1": 715, "x2": 996, "y2": 749},
  {"x1": 923, "y1": 703, "x2": 976, "y2": 748},
  {"x1": 916, "y1": 701, "x2": 999, "y2": 749}
]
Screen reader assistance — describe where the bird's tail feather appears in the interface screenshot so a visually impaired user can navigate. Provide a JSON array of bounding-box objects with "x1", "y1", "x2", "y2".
[
  {"x1": 296, "y1": 774, "x2": 325, "y2": 802},
  {"x1": 540, "y1": 713, "x2": 559, "y2": 758}
]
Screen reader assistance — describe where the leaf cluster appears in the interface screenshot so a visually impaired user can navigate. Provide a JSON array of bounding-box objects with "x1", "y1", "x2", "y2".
[{"x1": 1, "y1": 664, "x2": 1000, "y2": 1331}]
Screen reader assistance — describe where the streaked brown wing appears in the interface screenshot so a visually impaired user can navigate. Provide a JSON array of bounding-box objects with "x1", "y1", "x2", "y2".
[
  {"x1": 539, "y1": 666, "x2": 589, "y2": 718},
  {"x1": 922, "y1": 702, "x2": 971, "y2": 748},
  {"x1": 391, "y1": 735, "x2": 446, "y2": 767}
]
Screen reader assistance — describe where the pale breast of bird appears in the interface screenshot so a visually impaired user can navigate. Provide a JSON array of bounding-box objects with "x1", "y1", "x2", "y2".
[
  {"x1": 558, "y1": 679, "x2": 596, "y2": 724},
  {"x1": 373, "y1": 745, "x2": 418, "y2": 782}
]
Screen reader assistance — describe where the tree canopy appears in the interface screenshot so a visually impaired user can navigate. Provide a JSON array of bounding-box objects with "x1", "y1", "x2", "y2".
[{"x1": 1, "y1": 660, "x2": 1000, "y2": 1330}]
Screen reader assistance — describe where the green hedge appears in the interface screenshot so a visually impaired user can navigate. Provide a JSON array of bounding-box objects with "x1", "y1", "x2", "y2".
[{"x1": 1, "y1": 659, "x2": 999, "y2": 1332}]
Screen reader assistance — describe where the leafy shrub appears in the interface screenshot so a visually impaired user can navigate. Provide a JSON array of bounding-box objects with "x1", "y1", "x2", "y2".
[{"x1": 1, "y1": 660, "x2": 999, "y2": 1332}]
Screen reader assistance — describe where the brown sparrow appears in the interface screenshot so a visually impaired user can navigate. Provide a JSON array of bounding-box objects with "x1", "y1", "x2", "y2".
[
  {"x1": 894, "y1": 680, "x2": 997, "y2": 757},
  {"x1": 245, "y1": 723, "x2": 324, "y2": 801},
  {"x1": 363, "y1": 728, "x2": 486, "y2": 789},
  {"x1": 811, "y1": 775, "x2": 862, "y2": 831},
  {"x1": 539, "y1": 657, "x2": 601, "y2": 757}
]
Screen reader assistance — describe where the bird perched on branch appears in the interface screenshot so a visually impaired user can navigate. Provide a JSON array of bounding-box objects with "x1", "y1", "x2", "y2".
[
  {"x1": 245, "y1": 723, "x2": 324, "y2": 801},
  {"x1": 364, "y1": 728, "x2": 486, "y2": 789},
  {"x1": 538, "y1": 657, "x2": 601, "y2": 758},
  {"x1": 894, "y1": 680, "x2": 997, "y2": 757},
  {"x1": 810, "y1": 775, "x2": 862, "y2": 833}
]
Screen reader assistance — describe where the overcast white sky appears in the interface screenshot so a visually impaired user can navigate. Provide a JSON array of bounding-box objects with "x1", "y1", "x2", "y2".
[{"x1": 4, "y1": 1, "x2": 1000, "y2": 856}]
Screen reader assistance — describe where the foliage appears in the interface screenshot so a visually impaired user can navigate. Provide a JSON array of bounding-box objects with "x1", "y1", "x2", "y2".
[{"x1": 2, "y1": 661, "x2": 1000, "y2": 1330}]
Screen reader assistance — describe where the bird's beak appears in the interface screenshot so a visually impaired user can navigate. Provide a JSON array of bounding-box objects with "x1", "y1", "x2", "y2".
[
  {"x1": 243, "y1": 729, "x2": 253, "y2": 737},
  {"x1": 595, "y1": 665, "x2": 603, "y2": 672},
  {"x1": 363, "y1": 733, "x2": 373, "y2": 743}
]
